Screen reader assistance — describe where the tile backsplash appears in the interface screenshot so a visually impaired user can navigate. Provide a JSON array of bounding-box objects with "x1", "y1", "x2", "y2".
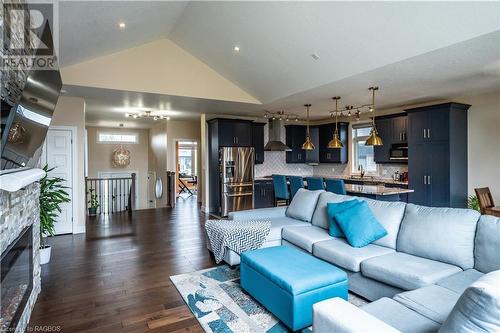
[
  {"x1": 313, "y1": 163, "x2": 408, "y2": 179},
  {"x1": 255, "y1": 151, "x2": 314, "y2": 178}
]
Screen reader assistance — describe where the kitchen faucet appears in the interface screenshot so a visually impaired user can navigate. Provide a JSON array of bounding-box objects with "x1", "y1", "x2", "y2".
[{"x1": 358, "y1": 164, "x2": 365, "y2": 178}]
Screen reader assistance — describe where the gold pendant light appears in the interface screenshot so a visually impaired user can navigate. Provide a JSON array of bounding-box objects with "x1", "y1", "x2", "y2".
[
  {"x1": 365, "y1": 86, "x2": 383, "y2": 146},
  {"x1": 302, "y1": 104, "x2": 315, "y2": 150},
  {"x1": 328, "y1": 96, "x2": 343, "y2": 149}
]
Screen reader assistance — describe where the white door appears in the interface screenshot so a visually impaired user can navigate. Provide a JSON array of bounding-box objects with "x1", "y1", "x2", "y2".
[{"x1": 42, "y1": 129, "x2": 74, "y2": 235}]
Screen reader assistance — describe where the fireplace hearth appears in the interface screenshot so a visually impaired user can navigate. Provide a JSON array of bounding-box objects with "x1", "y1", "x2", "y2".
[{"x1": 1, "y1": 225, "x2": 33, "y2": 332}]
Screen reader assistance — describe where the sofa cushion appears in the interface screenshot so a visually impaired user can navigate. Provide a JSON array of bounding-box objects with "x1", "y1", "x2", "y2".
[
  {"x1": 474, "y1": 215, "x2": 500, "y2": 273},
  {"x1": 397, "y1": 204, "x2": 480, "y2": 270},
  {"x1": 358, "y1": 198, "x2": 406, "y2": 249},
  {"x1": 439, "y1": 270, "x2": 500, "y2": 333},
  {"x1": 436, "y1": 269, "x2": 484, "y2": 294},
  {"x1": 327, "y1": 200, "x2": 361, "y2": 237},
  {"x1": 362, "y1": 297, "x2": 441, "y2": 333},
  {"x1": 361, "y1": 252, "x2": 462, "y2": 290},
  {"x1": 286, "y1": 188, "x2": 324, "y2": 222},
  {"x1": 394, "y1": 285, "x2": 460, "y2": 324},
  {"x1": 313, "y1": 238, "x2": 394, "y2": 272},
  {"x1": 267, "y1": 217, "x2": 310, "y2": 241},
  {"x1": 311, "y1": 192, "x2": 355, "y2": 229},
  {"x1": 282, "y1": 226, "x2": 332, "y2": 253},
  {"x1": 335, "y1": 201, "x2": 388, "y2": 248}
]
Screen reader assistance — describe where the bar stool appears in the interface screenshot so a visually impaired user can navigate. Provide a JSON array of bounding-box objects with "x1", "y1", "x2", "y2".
[
  {"x1": 306, "y1": 177, "x2": 325, "y2": 191},
  {"x1": 289, "y1": 176, "x2": 304, "y2": 199},
  {"x1": 325, "y1": 178, "x2": 347, "y2": 195},
  {"x1": 272, "y1": 174, "x2": 290, "y2": 206}
]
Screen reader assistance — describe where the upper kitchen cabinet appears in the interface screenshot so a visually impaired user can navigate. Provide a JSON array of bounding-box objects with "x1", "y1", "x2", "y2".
[
  {"x1": 251, "y1": 123, "x2": 265, "y2": 164},
  {"x1": 209, "y1": 118, "x2": 252, "y2": 147},
  {"x1": 407, "y1": 104, "x2": 452, "y2": 143},
  {"x1": 406, "y1": 102, "x2": 470, "y2": 208},
  {"x1": 285, "y1": 125, "x2": 319, "y2": 164},
  {"x1": 318, "y1": 122, "x2": 349, "y2": 163},
  {"x1": 374, "y1": 113, "x2": 408, "y2": 164}
]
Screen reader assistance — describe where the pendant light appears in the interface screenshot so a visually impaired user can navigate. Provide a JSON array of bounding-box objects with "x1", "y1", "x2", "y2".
[
  {"x1": 328, "y1": 97, "x2": 343, "y2": 148},
  {"x1": 302, "y1": 104, "x2": 315, "y2": 150},
  {"x1": 365, "y1": 86, "x2": 383, "y2": 146}
]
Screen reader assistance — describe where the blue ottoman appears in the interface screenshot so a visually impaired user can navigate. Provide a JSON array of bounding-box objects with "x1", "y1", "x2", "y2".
[{"x1": 240, "y1": 246, "x2": 348, "y2": 331}]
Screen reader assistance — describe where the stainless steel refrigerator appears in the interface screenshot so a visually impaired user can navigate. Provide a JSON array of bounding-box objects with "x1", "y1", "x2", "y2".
[{"x1": 220, "y1": 147, "x2": 254, "y2": 216}]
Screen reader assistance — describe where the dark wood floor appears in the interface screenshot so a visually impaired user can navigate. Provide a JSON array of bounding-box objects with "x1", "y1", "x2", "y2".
[{"x1": 28, "y1": 196, "x2": 216, "y2": 333}]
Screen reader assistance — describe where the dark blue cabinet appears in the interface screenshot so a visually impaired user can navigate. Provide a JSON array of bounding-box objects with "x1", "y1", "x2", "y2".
[
  {"x1": 318, "y1": 122, "x2": 349, "y2": 163},
  {"x1": 285, "y1": 125, "x2": 319, "y2": 165},
  {"x1": 374, "y1": 114, "x2": 407, "y2": 164},
  {"x1": 217, "y1": 119, "x2": 252, "y2": 147},
  {"x1": 254, "y1": 180, "x2": 274, "y2": 208},
  {"x1": 407, "y1": 103, "x2": 470, "y2": 208},
  {"x1": 252, "y1": 123, "x2": 265, "y2": 164}
]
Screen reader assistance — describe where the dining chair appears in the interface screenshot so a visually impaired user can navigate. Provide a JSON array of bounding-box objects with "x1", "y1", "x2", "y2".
[
  {"x1": 306, "y1": 177, "x2": 325, "y2": 191},
  {"x1": 475, "y1": 187, "x2": 500, "y2": 217},
  {"x1": 325, "y1": 178, "x2": 346, "y2": 195},
  {"x1": 288, "y1": 176, "x2": 304, "y2": 199},
  {"x1": 272, "y1": 174, "x2": 290, "y2": 206}
]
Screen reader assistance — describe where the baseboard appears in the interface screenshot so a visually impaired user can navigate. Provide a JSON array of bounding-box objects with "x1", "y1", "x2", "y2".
[{"x1": 73, "y1": 224, "x2": 86, "y2": 234}]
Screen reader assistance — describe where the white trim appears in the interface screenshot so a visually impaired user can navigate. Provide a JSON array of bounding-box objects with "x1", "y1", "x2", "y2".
[
  {"x1": 46, "y1": 126, "x2": 79, "y2": 235},
  {"x1": 172, "y1": 138, "x2": 200, "y2": 198}
]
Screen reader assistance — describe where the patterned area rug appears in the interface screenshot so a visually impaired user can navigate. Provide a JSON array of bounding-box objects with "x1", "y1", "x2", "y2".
[{"x1": 170, "y1": 265, "x2": 368, "y2": 333}]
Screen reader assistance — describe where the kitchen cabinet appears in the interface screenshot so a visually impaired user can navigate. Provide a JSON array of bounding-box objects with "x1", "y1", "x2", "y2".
[
  {"x1": 407, "y1": 103, "x2": 470, "y2": 208},
  {"x1": 254, "y1": 180, "x2": 275, "y2": 208},
  {"x1": 252, "y1": 123, "x2": 265, "y2": 164},
  {"x1": 285, "y1": 125, "x2": 319, "y2": 164},
  {"x1": 213, "y1": 119, "x2": 252, "y2": 147},
  {"x1": 374, "y1": 113, "x2": 407, "y2": 164},
  {"x1": 318, "y1": 122, "x2": 349, "y2": 163}
]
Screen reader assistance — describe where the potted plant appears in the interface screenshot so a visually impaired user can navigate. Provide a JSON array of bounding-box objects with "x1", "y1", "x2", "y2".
[
  {"x1": 467, "y1": 195, "x2": 481, "y2": 212},
  {"x1": 87, "y1": 188, "x2": 99, "y2": 216},
  {"x1": 39, "y1": 165, "x2": 71, "y2": 265}
]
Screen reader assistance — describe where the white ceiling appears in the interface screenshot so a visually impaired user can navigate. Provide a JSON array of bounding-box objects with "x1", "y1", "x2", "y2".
[{"x1": 57, "y1": 1, "x2": 500, "y2": 126}]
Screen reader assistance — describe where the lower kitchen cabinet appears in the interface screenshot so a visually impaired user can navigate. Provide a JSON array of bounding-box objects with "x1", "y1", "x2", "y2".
[{"x1": 254, "y1": 180, "x2": 275, "y2": 208}]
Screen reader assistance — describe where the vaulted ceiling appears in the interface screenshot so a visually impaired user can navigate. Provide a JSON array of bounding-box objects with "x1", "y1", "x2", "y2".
[{"x1": 58, "y1": 1, "x2": 500, "y2": 125}]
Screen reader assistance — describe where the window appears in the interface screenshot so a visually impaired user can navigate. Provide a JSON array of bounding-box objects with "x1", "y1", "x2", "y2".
[
  {"x1": 352, "y1": 124, "x2": 376, "y2": 173},
  {"x1": 97, "y1": 132, "x2": 138, "y2": 144}
]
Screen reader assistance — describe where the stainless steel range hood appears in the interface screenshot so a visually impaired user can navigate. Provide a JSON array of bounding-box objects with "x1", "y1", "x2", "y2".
[{"x1": 264, "y1": 119, "x2": 291, "y2": 151}]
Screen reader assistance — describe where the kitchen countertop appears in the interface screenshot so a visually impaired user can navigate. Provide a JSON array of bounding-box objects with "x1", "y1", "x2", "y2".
[
  {"x1": 255, "y1": 175, "x2": 408, "y2": 186},
  {"x1": 345, "y1": 184, "x2": 413, "y2": 196}
]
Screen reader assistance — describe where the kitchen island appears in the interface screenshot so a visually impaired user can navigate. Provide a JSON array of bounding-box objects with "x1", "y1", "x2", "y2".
[{"x1": 345, "y1": 184, "x2": 413, "y2": 202}]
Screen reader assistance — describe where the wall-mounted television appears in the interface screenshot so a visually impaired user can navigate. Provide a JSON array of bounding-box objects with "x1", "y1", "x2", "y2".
[{"x1": 1, "y1": 22, "x2": 62, "y2": 174}]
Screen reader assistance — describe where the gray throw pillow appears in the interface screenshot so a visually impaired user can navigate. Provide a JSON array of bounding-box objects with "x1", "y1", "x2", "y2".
[
  {"x1": 439, "y1": 270, "x2": 500, "y2": 333},
  {"x1": 286, "y1": 188, "x2": 324, "y2": 222}
]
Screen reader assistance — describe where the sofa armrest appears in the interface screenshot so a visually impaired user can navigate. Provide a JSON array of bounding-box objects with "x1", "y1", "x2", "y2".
[
  {"x1": 228, "y1": 206, "x2": 287, "y2": 220},
  {"x1": 313, "y1": 298, "x2": 401, "y2": 333}
]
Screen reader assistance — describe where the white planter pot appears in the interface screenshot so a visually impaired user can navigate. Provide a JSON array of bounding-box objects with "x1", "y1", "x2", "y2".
[{"x1": 40, "y1": 245, "x2": 51, "y2": 265}]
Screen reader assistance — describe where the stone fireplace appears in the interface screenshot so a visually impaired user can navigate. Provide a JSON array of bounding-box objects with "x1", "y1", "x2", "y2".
[{"x1": 0, "y1": 182, "x2": 41, "y2": 333}]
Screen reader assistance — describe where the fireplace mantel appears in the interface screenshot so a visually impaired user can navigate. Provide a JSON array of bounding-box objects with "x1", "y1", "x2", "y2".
[{"x1": 0, "y1": 168, "x2": 45, "y2": 192}]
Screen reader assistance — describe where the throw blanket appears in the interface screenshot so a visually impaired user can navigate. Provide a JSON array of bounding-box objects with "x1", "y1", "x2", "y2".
[{"x1": 205, "y1": 219, "x2": 271, "y2": 263}]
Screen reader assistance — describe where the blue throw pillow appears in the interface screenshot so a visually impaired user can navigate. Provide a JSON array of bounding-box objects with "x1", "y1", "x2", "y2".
[
  {"x1": 334, "y1": 201, "x2": 388, "y2": 248},
  {"x1": 327, "y1": 200, "x2": 360, "y2": 237}
]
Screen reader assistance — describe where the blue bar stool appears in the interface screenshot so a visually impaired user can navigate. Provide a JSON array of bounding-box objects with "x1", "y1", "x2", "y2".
[
  {"x1": 325, "y1": 178, "x2": 347, "y2": 195},
  {"x1": 306, "y1": 177, "x2": 325, "y2": 191},
  {"x1": 272, "y1": 175, "x2": 290, "y2": 206},
  {"x1": 288, "y1": 176, "x2": 304, "y2": 199}
]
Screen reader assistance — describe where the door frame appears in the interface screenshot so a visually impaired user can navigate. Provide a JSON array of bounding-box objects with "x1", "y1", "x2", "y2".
[
  {"x1": 44, "y1": 126, "x2": 78, "y2": 234},
  {"x1": 172, "y1": 138, "x2": 200, "y2": 197}
]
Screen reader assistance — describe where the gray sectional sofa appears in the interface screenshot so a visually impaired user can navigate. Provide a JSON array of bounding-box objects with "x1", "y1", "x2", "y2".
[{"x1": 224, "y1": 189, "x2": 500, "y2": 332}]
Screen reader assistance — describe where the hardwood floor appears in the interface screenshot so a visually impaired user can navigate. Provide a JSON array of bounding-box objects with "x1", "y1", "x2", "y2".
[{"x1": 28, "y1": 196, "x2": 216, "y2": 333}]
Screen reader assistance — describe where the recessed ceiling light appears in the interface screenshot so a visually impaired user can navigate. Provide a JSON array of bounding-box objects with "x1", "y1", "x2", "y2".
[
  {"x1": 311, "y1": 53, "x2": 320, "y2": 60},
  {"x1": 118, "y1": 22, "x2": 126, "y2": 29},
  {"x1": 233, "y1": 45, "x2": 240, "y2": 52},
  {"x1": 166, "y1": 116, "x2": 171, "y2": 121}
]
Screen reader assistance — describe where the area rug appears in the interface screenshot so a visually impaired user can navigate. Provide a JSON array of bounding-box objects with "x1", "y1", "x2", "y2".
[{"x1": 170, "y1": 265, "x2": 368, "y2": 333}]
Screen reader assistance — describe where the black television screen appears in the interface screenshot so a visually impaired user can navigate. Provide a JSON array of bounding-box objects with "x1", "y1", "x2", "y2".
[{"x1": 1, "y1": 22, "x2": 62, "y2": 174}]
